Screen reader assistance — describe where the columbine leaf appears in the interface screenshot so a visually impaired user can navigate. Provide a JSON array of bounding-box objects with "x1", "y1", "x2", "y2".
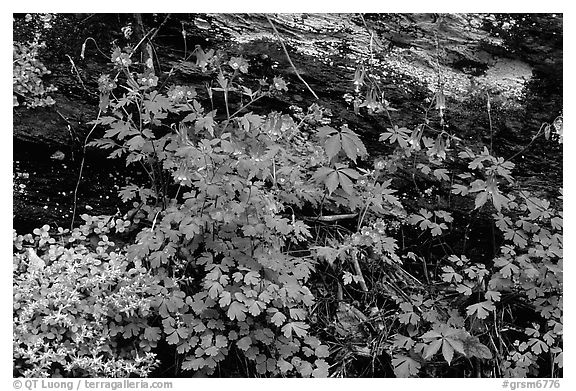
[
  {"x1": 219, "y1": 291, "x2": 232, "y2": 307},
  {"x1": 271, "y1": 311, "x2": 287, "y2": 327},
  {"x1": 485, "y1": 290, "x2": 501, "y2": 302},
  {"x1": 277, "y1": 359, "x2": 294, "y2": 373},
  {"x1": 244, "y1": 271, "x2": 260, "y2": 285},
  {"x1": 248, "y1": 300, "x2": 265, "y2": 316},
  {"x1": 227, "y1": 301, "x2": 247, "y2": 321},
  {"x1": 289, "y1": 308, "x2": 307, "y2": 320},
  {"x1": 182, "y1": 357, "x2": 206, "y2": 371},
  {"x1": 237, "y1": 336, "x2": 252, "y2": 351},
  {"x1": 144, "y1": 326, "x2": 161, "y2": 342},
  {"x1": 281, "y1": 321, "x2": 310, "y2": 338},
  {"x1": 312, "y1": 359, "x2": 330, "y2": 378},
  {"x1": 315, "y1": 345, "x2": 330, "y2": 358},
  {"x1": 466, "y1": 301, "x2": 495, "y2": 319},
  {"x1": 433, "y1": 168, "x2": 450, "y2": 181}
]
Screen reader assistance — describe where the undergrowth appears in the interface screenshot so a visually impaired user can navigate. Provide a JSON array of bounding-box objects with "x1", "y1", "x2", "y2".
[{"x1": 13, "y1": 15, "x2": 563, "y2": 378}]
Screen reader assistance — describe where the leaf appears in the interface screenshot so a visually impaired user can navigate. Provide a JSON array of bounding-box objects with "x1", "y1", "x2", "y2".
[
  {"x1": 380, "y1": 126, "x2": 411, "y2": 148},
  {"x1": 444, "y1": 334, "x2": 466, "y2": 356},
  {"x1": 466, "y1": 301, "x2": 495, "y2": 319},
  {"x1": 462, "y1": 335, "x2": 493, "y2": 359},
  {"x1": 237, "y1": 336, "x2": 252, "y2": 351},
  {"x1": 215, "y1": 335, "x2": 228, "y2": 348},
  {"x1": 182, "y1": 357, "x2": 206, "y2": 371},
  {"x1": 393, "y1": 334, "x2": 415, "y2": 349},
  {"x1": 494, "y1": 257, "x2": 520, "y2": 278},
  {"x1": 430, "y1": 223, "x2": 447, "y2": 236},
  {"x1": 324, "y1": 134, "x2": 341, "y2": 161},
  {"x1": 281, "y1": 321, "x2": 310, "y2": 338},
  {"x1": 325, "y1": 171, "x2": 339, "y2": 195},
  {"x1": 554, "y1": 352, "x2": 563, "y2": 368},
  {"x1": 277, "y1": 358, "x2": 294, "y2": 373},
  {"x1": 244, "y1": 271, "x2": 260, "y2": 285},
  {"x1": 475, "y1": 191, "x2": 489, "y2": 209},
  {"x1": 289, "y1": 308, "x2": 306, "y2": 320},
  {"x1": 315, "y1": 345, "x2": 330, "y2": 358},
  {"x1": 340, "y1": 126, "x2": 367, "y2": 162},
  {"x1": 316, "y1": 125, "x2": 338, "y2": 139},
  {"x1": 417, "y1": 163, "x2": 431, "y2": 175},
  {"x1": 144, "y1": 326, "x2": 161, "y2": 342},
  {"x1": 227, "y1": 301, "x2": 247, "y2": 321},
  {"x1": 392, "y1": 355, "x2": 421, "y2": 377},
  {"x1": 529, "y1": 339, "x2": 549, "y2": 355},
  {"x1": 491, "y1": 189, "x2": 509, "y2": 212},
  {"x1": 456, "y1": 283, "x2": 473, "y2": 296},
  {"x1": 207, "y1": 281, "x2": 223, "y2": 299},
  {"x1": 451, "y1": 184, "x2": 469, "y2": 196},
  {"x1": 166, "y1": 329, "x2": 181, "y2": 345},
  {"x1": 442, "y1": 266, "x2": 463, "y2": 283},
  {"x1": 485, "y1": 290, "x2": 501, "y2": 302},
  {"x1": 398, "y1": 310, "x2": 420, "y2": 325},
  {"x1": 423, "y1": 339, "x2": 442, "y2": 359},
  {"x1": 337, "y1": 171, "x2": 354, "y2": 194},
  {"x1": 312, "y1": 359, "x2": 330, "y2": 377},
  {"x1": 271, "y1": 311, "x2": 287, "y2": 327},
  {"x1": 433, "y1": 168, "x2": 450, "y2": 181},
  {"x1": 126, "y1": 135, "x2": 145, "y2": 151},
  {"x1": 248, "y1": 300, "x2": 265, "y2": 316},
  {"x1": 442, "y1": 339, "x2": 455, "y2": 365},
  {"x1": 312, "y1": 246, "x2": 340, "y2": 265},
  {"x1": 219, "y1": 291, "x2": 232, "y2": 307}
]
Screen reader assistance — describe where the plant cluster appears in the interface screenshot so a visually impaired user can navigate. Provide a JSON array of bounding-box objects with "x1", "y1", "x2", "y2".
[
  {"x1": 13, "y1": 14, "x2": 58, "y2": 108},
  {"x1": 13, "y1": 217, "x2": 159, "y2": 377},
  {"x1": 13, "y1": 40, "x2": 57, "y2": 108}
]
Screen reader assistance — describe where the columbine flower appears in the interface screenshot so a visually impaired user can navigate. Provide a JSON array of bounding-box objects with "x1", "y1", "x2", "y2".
[{"x1": 229, "y1": 56, "x2": 249, "y2": 73}]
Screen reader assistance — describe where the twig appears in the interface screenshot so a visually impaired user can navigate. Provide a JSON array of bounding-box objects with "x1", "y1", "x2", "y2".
[
  {"x1": 505, "y1": 122, "x2": 547, "y2": 163},
  {"x1": 65, "y1": 54, "x2": 97, "y2": 98},
  {"x1": 70, "y1": 109, "x2": 102, "y2": 230},
  {"x1": 79, "y1": 14, "x2": 96, "y2": 24},
  {"x1": 55, "y1": 110, "x2": 79, "y2": 161},
  {"x1": 266, "y1": 15, "x2": 319, "y2": 100},
  {"x1": 302, "y1": 213, "x2": 358, "y2": 223},
  {"x1": 149, "y1": 14, "x2": 172, "y2": 42},
  {"x1": 80, "y1": 37, "x2": 110, "y2": 60},
  {"x1": 350, "y1": 250, "x2": 369, "y2": 292},
  {"x1": 486, "y1": 92, "x2": 493, "y2": 154}
]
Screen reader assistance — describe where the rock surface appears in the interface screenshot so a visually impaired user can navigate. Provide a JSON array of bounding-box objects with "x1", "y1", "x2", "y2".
[{"x1": 13, "y1": 13, "x2": 562, "y2": 233}]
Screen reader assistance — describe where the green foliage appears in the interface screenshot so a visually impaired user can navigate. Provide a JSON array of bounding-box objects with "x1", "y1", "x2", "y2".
[
  {"x1": 82, "y1": 46, "x2": 336, "y2": 377},
  {"x1": 13, "y1": 218, "x2": 160, "y2": 377},
  {"x1": 13, "y1": 33, "x2": 562, "y2": 379},
  {"x1": 13, "y1": 41, "x2": 57, "y2": 108}
]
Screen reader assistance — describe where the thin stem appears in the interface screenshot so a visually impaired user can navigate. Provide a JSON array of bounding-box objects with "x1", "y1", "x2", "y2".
[
  {"x1": 356, "y1": 200, "x2": 372, "y2": 232},
  {"x1": 65, "y1": 55, "x2": 97, "y2": 97},
  {"x1": 486, "y1": 92, "x2": 493, "y2": 154},
  {"x1": 71, "y1": 109, "x2": 102, "y2": 230},
  {"x1": 266, "y1": 15, "x2": 319, "y2": 100},
  {"x1": 80, "y1": 37, "x2": 110, "y2": 59},
  {"x1": 505, "y1": 123, "x2": 547, "y2": 162}
]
